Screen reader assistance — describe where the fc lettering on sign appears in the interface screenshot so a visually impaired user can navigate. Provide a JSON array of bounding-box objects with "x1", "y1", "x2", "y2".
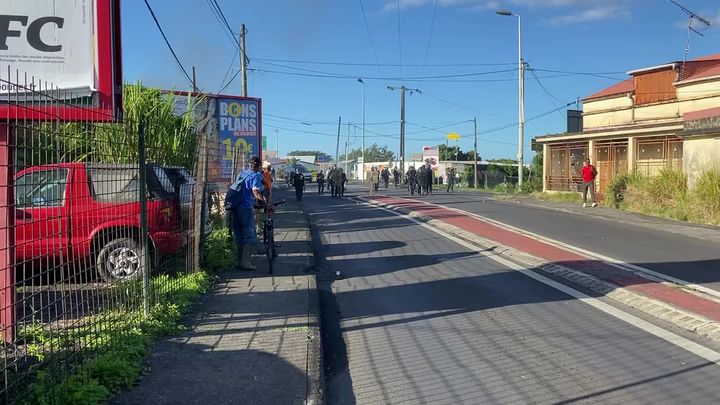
[{"x1": 0, "y1": 15, "x2": 64, "y2": 52}]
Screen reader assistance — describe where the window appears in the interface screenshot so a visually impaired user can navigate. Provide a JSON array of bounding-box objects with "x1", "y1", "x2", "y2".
[
  {"x1": 15, "y1": 169, "x2": 69, "y2": 208},
  {"x1": 88, "y1": 168, "x2": 140, "y2": 203}
]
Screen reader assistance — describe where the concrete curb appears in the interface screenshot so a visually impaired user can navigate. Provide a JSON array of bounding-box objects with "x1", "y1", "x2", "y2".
[
  {"x1": 366, "y1": 198, "x2": 720, "y2": 345},
  {"x1": 296, "y1": 202, "x2": 325, "y2": 405}
]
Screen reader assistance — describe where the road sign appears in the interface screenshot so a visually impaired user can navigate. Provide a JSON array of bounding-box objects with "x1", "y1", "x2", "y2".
[
  {"x1": 447, "y1": 132, "x2": 461, "y2": 141},
  {"x1": 262, "y1": 136, "x2": 267, "y2": 149}
]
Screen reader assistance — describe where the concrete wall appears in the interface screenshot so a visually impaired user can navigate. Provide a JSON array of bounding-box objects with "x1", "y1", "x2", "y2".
[
  {"x1": 683, "y1": 135, "x2": 720, "y2": 188},
  {"x1": 583, "y1": 78, "x2": 720, "y2": 130}
]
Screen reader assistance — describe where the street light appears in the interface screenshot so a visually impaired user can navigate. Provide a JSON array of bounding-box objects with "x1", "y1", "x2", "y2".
[
  {"x1": 357, "y1": 78, "x2": 366, "y2": 181},
  {"x1": 497, "y1": 9, "x2": 525, "y2": 188}
]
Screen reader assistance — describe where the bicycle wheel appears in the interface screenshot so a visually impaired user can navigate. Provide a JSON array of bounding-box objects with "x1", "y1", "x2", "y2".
[{"x1": 267, "y1": 231, "x2": 275, "y2": 274}]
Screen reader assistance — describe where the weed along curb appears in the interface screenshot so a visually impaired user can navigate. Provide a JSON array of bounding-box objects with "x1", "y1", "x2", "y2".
[{"x1": 364, "y1": 198, "x2": 720, "y2": 346}]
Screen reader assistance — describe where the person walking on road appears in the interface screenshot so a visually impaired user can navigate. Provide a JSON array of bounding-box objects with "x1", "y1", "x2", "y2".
[
  {"x1": 330, "y1": 166, "x2": 342, "y2": 198},
  {"x1": 339, "y1": 169, "x2": 347, "y2": 198},
  {"x1": 369, "y1": 166, "x2": 380, "y2": 195},
  {"x1": 406, "y1": 166, "x2": 418, "y2": 196},
  {"x1": 316, "y1": 170, "x2": 325, "y2": 195},
  {"x1": 446, "y1": 167, "x2": 456, "y2": 193},
  {"x1": 392, "y1": 167, "x2": 400, "y2": 188},
  {"x1": 226, "y1": 156, "x2": 271, "y2": 271},
  {"x1": 381, "y1": 167, "x2": 390, "y2": 190},
  {"x1": 293, "y1": 168, "x2": 305, "y2": 202},
  {"x1": 580, "y1": 158, "x2": 598, "y2": 208},
  {"x1": 425, "y1": 164, "x2": 434, "y2": 195}
]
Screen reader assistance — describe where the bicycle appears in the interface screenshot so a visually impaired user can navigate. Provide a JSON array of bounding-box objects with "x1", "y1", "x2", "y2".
[{"x1": 254, "y1": 199, "x2": 285, "y2": 274}]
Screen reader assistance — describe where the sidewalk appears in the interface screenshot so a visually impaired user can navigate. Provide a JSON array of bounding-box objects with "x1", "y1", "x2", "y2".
[
  {"x1": 111, "y1": 190, "x2": 322, "y2": 405},
  {"x1": 496, "y1": 193, "x2": 720, "y2": 244}
]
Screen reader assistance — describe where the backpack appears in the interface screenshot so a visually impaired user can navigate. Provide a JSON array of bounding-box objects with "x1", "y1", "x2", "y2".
[{"x1": 224, "y1": 172, "x2": 252, "y2": 211}]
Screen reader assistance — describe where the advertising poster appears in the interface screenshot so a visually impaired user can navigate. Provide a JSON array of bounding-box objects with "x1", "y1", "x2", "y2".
[
  {"x1": 423, "y1": 145, "x2": 439, "y2": 169},
  {"x1": 216, "y1": 97, "x2": 261, "y2": 183}
]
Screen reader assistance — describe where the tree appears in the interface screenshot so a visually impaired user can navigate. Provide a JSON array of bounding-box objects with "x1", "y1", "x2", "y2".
[
  {"x1": 286, "y1": 150, "x2": 332, "y2": 162},
  {"x1": 438, "y1": 144, "x2": 475, "y2": 161},
  {"x1": 340, "y1": 144, "x2": 395, "y2": 162}
]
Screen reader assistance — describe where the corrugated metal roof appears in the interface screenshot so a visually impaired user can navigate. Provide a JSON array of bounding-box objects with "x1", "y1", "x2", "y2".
[{"x1": 584, "y1": 53, "x2": 720, "y2": 101}]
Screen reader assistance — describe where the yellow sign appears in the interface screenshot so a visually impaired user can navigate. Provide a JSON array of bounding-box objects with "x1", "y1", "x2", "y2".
[{"x1": 447, "y1": 132, "x2": 461, "y2": 141}]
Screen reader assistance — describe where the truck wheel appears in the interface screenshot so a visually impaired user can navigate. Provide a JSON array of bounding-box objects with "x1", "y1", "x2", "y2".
[{"x1": 97, "y1": 238, "x2": 145, "y2": 283}]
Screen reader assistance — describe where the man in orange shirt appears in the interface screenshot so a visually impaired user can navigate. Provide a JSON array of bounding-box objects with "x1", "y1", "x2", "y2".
[{"x1": 262, "y1": 162, "x2": 273, "y2": 203}]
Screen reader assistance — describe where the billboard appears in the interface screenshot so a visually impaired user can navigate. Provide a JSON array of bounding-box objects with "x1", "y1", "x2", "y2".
[
  {"x1": 0, "y1": 0, "x2": 122, "y2": 121},
  {"x1": 422, "y1": 145, "x2": 439, "y2": 169},
  {"x1": 216, "y1": 97, "x2": 262, "y2": 183}
]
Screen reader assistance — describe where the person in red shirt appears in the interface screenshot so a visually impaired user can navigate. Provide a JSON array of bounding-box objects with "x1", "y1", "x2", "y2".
[{"x1": 580, "y1": 158, "x2": 598, "y2": 207}]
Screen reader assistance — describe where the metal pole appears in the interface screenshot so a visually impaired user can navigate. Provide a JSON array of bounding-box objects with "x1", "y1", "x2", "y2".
[
  {"x1": 473, "y1": 116, "x2": 478, "y2": 188},
  {"x1": 275, "y1": 128, "x2": 279, "y2": 157},
  {"x1": 517, "y1": 15, "x2": 524, "y2": 188},
  {"x1": 138, "y1": 122, "x2": 151, "y2": 317},
  {"x1": 345, "y1": 123, "x2": 350, "y2": 174},
  {"x1": 361, "y1": 80, "x2": 366, "y2": 181},
  {"x1": 400, "y1": 87, "x2": 406, "y2": 174},
  {"x1": 240, "y1": 24, "x2": 248, "y2": 97},
  {"x1": 192, "y1": 66, "x2": 198, "y2": 92},
  {"x1": 335, "y1": 116, "x2": 342, "y2": 165}
]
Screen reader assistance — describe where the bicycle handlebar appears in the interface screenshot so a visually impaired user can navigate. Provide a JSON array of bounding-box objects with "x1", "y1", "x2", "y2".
[{"x1": 254, "y1": 199, "x2": 286, "y2": 210}]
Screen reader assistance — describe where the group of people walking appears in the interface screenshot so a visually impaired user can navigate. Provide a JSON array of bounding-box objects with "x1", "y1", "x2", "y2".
[
  {"x1": 316, "y1": 166, "x2": 347, "y2": 198},
  {"x1": 404, "y1": 165, "x2": 435, "y2": 196}
]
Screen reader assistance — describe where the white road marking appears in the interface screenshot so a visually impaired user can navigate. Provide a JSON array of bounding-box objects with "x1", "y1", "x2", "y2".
[
  {"x1": 354, "y1": 197, "x2": 720, "y2": 366},
  {"x1": 386, "y1": 196, "x2": 720, "y2": 301}
]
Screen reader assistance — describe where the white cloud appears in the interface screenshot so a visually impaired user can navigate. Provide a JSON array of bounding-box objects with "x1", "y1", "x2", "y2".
[
  {"x1": 548, "y1": 5, "x2": 630, "y2": 26},
  {"x1": 382, "y1": 0, "x2": 632, "y2": 25}
]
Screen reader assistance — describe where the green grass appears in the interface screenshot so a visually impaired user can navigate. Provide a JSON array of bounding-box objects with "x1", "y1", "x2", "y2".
[
  {"x1": 18, "y1": 271, "x2": 211, "y2": 405},
  {"x1": 532, "y1": 191, "x2": 583, "y2": 204},
  {"x1": 14, "y1": 228, "x2": 234, "y2": 405},
  {"x1": 603, "y1": 168, "x2": 720, "y2": 226}
]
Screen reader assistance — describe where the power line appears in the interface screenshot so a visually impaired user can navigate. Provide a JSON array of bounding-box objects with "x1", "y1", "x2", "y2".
[
  {"x1": 358, "y1": 0, "x2": 384, "y2": 75},
  {"x1": 251, "y1": 57, "x2": 516, "y2": 67},
  {"x1": 206, "y1": 0, "x2": 238, "y2": 45},
  {"x1": 217, "y1": 48, "x2": 239, "y2": 93},
  {"x1": 247, "y1": 67, "x2": 518, "y2": 81},
  {"x1": 529, "y1": 68, "x2": 565, "y2": 120},
  {"x1": 143, "y1": 0, "x2": 194, "y2": 87},
  {"x1": 420, "y1": 0, "x2": 439, "y2": 82},
  {"x1": 218, "y1": 69, "x2": 241, "y2": 94}
]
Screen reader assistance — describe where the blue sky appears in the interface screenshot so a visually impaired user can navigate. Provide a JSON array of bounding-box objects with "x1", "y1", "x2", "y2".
[{"x1": 122, "y1": 0, "x2": 720, "y2": 161}]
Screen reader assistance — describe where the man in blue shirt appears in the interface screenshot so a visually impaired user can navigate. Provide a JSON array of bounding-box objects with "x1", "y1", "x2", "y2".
[{"x1": 229, "y1": 156, "x2": 271, "y2": 270}]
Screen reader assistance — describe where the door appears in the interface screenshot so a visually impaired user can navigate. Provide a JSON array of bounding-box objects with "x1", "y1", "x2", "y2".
[{"x1": 15, "y1": 168, "x2": 71, "y2": 265}]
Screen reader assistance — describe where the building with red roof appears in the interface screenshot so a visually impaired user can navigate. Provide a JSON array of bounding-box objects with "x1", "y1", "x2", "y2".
[{"x1": 533, "y1": 52, "x2": 720, "y2": 195}]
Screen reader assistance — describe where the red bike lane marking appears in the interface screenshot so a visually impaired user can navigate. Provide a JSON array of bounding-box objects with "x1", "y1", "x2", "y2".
[{"x1": 366, "y1": 195, "x2": 720, "y2": 323}]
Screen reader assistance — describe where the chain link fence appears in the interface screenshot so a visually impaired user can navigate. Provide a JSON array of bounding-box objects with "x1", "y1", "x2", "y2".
[{"x1": 0, "y1": 69, "x2": 217, "y2": 403}]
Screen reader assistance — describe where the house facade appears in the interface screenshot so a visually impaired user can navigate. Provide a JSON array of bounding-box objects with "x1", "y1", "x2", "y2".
[{"x1": 533, "y1": 53, "x2": 720, "y2": 196}]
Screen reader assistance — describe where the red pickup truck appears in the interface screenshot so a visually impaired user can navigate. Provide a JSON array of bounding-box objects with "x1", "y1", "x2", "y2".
[{"x1": 14, "y1": 163, "x2": 184, "y2": 283}]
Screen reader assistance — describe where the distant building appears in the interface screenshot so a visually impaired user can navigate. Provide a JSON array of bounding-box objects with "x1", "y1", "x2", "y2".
[{"x1": 533, "y1": 53, "x2": 720, "y2": 195}]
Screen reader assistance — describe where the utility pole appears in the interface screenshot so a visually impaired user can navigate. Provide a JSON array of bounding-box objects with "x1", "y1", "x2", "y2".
[
  {"x1": 192, "y1": 66, "x2": 198, "y2": 92},
  {"x1": 345, "y1": 123, "x2": 350, "y2": 175},
  {"x1": 473, "y1": 117, "x2": 478, "y2": 188},
  {"x1": 240, "y1": 24, "x2": 248, "y2": 97},
  {"x1": 275, "y1": 129, "x2": 279, "y2": 157},
  {"x1": 387, "y1": 86, "x2": 420, "y2": 174},
  {"x1": 335, "y1": 116, "x2": 342, "y2": 166}
]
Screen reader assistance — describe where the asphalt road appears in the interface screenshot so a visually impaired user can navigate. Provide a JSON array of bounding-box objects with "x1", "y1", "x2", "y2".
[
  {"x1": 303, "y1": 187, "x2": 720, "y2": 404},
  {"x1": 372, "y1": 185, "x2": 720, "y2": 292}
]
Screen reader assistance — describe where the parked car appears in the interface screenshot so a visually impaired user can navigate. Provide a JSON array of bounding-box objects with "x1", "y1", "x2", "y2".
[
  {"x1": 284, "y1": 164, "x2": 312, "y2": 186},
  {"x1": 14, "y1": 163, "x2": 184, "y2": 283},
  {"x1": 163, "y1": 166, "x2": 212, "y2": 236}
]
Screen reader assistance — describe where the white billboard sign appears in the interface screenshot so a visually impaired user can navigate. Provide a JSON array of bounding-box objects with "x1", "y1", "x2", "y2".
[{"x1": 0, "y1": 1, "x2": 96, "y2": 96}]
